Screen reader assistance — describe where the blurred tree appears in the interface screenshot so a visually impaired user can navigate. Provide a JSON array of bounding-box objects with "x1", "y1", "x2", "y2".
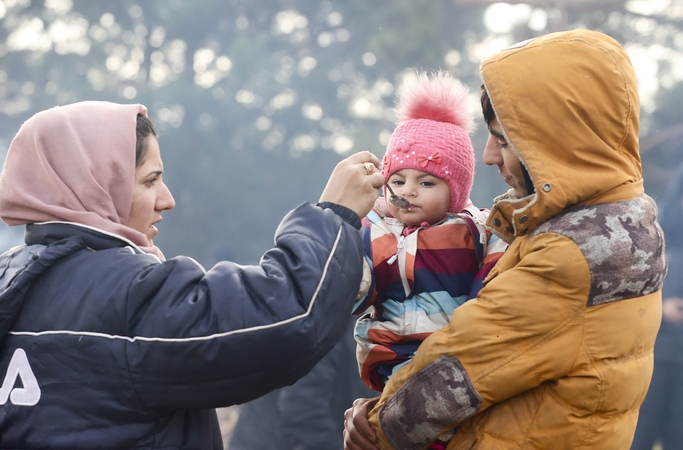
[
  {"x1": 641, "y1": 80, "x2": 683, "y2": 199},
  {"x1": 0, "y1": 0, "x2": 681, "y2": 266}
]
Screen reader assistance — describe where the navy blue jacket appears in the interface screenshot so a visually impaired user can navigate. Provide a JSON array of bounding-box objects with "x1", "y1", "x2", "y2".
[
  {"x1": 0, "y1": 202, "x2": 363, "y2": 449},
  {"x1": 228, "y1": 316, "x2": 375, "y2": 449}
]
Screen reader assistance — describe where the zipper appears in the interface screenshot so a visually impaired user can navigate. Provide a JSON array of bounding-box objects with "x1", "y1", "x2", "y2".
[
  {"x1": 387, "y1": 235, "x2": 405, "y2": 265},
  {"x1": 387, "y1": 233, "x2": 411, "y2": 296}
]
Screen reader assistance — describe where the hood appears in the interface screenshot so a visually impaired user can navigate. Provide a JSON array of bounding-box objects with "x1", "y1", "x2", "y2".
[
  {"x1": 0, "y1": 101, "x2": 154, "y2": 250},
  {"x1": 0, "y1": 238, "x2": 82, "y2": 344},
  {"x1": 481, "y1": 29, "x2": 643, "y2": 242},
  {"x1": 0, "y1": 222, "x2": 152, "y2": 344},
  {"x1": 0, "y1": 245, "x2": 44, "y2": 343}
]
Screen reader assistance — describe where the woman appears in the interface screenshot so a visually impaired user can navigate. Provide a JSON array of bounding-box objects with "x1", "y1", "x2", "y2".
[{"x1": 0, "y1": 101, "x2": 384, "y2": 449}]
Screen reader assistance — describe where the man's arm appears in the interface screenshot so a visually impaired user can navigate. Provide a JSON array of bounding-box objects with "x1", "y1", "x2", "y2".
[{"x1": 367, "y1": 233, "x2": 590, "y2": 449}]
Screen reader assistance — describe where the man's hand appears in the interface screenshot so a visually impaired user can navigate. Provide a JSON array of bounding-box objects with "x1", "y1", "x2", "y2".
[
  {"x1": 343, "y1": 396, "x2": 381, "y2": 450},
  {"x1": 319, "y1": 151, "x2": 384, "y2": 219}
]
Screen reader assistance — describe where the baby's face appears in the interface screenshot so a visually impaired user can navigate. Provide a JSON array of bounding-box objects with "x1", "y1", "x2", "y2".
[{"x1": 386, "y1": 169, "x2": 451, "y2": 227}]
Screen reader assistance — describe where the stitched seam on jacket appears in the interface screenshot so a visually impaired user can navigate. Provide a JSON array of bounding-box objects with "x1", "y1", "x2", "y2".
[
  {"x1": 8, "y1": 226, "x2": 345, "y2": 342},
  {"x1": 530, "y1": 196, "x2": 666, "y2": 306},
  {"x1": 473, "y1": 291, "x2": 585, "y2": 384}
]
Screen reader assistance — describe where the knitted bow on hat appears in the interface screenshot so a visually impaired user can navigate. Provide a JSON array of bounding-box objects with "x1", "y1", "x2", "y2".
[{"x1": 382, "y1": 71, "x2": 475, "y2": 214}]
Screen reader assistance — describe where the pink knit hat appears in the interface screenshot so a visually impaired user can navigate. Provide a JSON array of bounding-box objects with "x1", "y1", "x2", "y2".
[{"x1": 382, "y1": 71, "x2": 475, "y2": 213}]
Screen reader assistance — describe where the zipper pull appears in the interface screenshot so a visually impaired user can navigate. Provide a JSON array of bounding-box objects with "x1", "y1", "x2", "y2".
[{"x1": 387, "y1": 236, "x2": 405, "y2": 265}]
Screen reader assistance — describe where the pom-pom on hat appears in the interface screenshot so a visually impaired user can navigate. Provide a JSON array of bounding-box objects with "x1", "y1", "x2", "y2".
[{"x1": 382, "y1": 71, "x2": 475, "y2": 214}]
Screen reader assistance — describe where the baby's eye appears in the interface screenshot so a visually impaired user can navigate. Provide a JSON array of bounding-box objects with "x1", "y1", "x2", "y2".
[
  {"x1": 421, "y1": 180, "x2": 435, "y2": 187},
  {"x1": 391, "y1": 179, "x2": 405, "y2": 186}
]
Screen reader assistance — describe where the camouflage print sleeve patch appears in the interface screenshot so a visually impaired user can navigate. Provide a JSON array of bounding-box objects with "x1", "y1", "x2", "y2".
[
  {"x1": 531, "y1": 194, "x2": 667, "y2": 306},
  {"x1": 378, "y1": 355, "x2": 482, "y2": 450}
]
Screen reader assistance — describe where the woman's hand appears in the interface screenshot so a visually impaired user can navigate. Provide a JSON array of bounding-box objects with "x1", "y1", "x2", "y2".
[
  {"x1": 343, "y1": 396, "x2": 381, "y2": 450},
  {"x1": 662, "y1": 297, "x2": 683, "y2": 324},
  {"x1": 319, "y1": 151, "x2": 384, "y2": 219}
]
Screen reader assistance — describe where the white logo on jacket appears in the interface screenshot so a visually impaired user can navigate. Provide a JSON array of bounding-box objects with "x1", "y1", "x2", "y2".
[{"x1": 0, "y1": 348, "x2": 41, "y2": 406}]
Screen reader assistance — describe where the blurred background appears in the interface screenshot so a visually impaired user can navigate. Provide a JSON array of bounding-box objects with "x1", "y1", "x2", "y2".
[
  {"x1": 0, "y1": 0, "x2": 682, "y2": 265},
  {"x1": 1, "y1": 0, "x2": 682, "y2": 446}
]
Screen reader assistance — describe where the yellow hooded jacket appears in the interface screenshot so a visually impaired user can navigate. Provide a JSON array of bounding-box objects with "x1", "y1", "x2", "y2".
[{"x1": 367, "y1": 29, "x2": 667, "y2": 450}]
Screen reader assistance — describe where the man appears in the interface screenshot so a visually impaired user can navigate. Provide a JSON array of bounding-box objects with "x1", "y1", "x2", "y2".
[{"x1": 344, "y1": 29, "x2": 667, "y2": 450}]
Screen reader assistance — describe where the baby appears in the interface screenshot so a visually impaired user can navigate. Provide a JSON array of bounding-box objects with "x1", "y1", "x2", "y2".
[{"x1": 353, "y1": 71, "x2": 507, "y2": 448}]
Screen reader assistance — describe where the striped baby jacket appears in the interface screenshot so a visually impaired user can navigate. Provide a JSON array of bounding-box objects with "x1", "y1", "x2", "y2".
[{"x1": 353, "y1": 204, "x2": 506, "y2": 391}]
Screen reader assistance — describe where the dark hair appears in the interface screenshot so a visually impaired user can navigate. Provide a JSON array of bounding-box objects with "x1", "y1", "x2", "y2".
[
  {"x1": 480, "y1": 83, "x2": 535, "y2": 195},
  {"x1": 135, "y1": 114, "x2": 157, "y2": 168},
  {"x1": 480, "y1": 84, "x2": 496, "y2": 128}
]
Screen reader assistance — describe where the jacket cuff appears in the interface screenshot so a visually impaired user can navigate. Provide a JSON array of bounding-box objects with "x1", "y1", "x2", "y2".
[{"x1": 316, "y1": 202, "x2": 361, "y2": 229}]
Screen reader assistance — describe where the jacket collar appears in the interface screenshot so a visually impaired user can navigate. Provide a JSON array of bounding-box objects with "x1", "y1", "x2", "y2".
[{"x1": 25, "y1": 222, "x2": 146, "y2": 253}]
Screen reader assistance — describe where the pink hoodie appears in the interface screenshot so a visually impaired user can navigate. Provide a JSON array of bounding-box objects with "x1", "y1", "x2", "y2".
[{"x1": 0, "y1": 101, "x2": 164, "y2": 258}]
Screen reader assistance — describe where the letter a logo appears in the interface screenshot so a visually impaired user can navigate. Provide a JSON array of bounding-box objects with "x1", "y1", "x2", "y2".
[{"x1": 0, "y1": 348, "x2": 41, "y2": 406}]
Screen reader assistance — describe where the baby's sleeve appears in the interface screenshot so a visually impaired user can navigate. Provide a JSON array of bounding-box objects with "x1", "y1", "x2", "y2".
[
  {"x1": 352, "y1": 225, "x2": 377, "y2": 314},
  {"x1": 352, "y1": 254, "x2": 375, "y2": 313}
]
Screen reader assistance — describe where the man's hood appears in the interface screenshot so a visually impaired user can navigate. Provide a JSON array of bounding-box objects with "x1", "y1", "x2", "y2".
[{"x1": 481, "y1": 29, "x2": 643, "y2": 242}]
